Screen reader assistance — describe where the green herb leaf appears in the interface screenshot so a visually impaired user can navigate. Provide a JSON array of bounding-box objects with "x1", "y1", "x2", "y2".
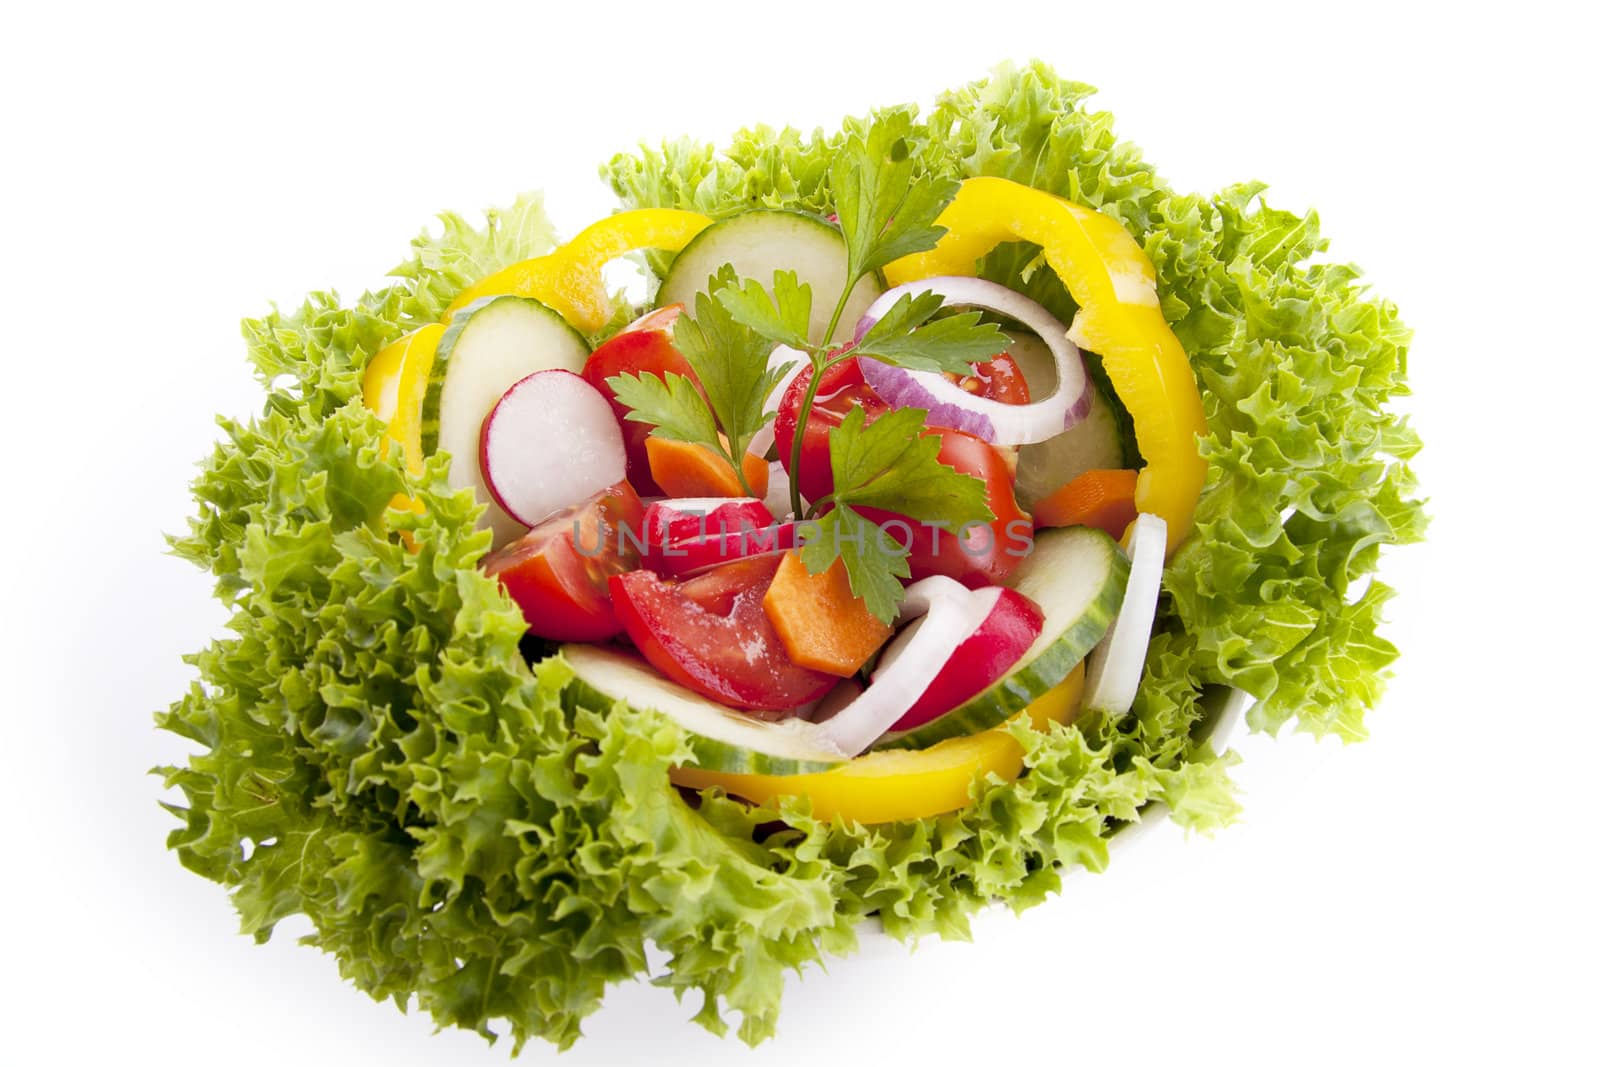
[
  {"x1": 852, "y1": 291, "x2": 1009, "y2": 374},
  {"x1": 830, "y1": 112, "x2": 958, "y2": 280},
  {"x1": 715, "y1": 270, "x2": 813, "y2": 351},
  {"x1": 673, "y1": 269, "x2": 794, "y2": 462},
  {"x1": 798, "y1": 406, "x2": 991, "y2": 620},
  {"x1": 605, "y1": 370, "x2": 718, "y2": 445},
  {"x1": 799, "y1": 505, "x2": 909, "y2": 624},
  {"x1": 826, "y1": 406, "x2": 993, "y2": 524}
]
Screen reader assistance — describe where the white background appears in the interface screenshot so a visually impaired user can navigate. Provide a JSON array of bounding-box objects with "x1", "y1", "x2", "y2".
[{"x1": 4, "y1": 1, "x2": 1596, "y2": 1063}]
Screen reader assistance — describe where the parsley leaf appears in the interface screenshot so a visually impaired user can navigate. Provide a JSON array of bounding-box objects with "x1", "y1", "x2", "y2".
[
  {"x1": 831, "y1": 113, "x2": 959, "y2": 282},
  {"x1": 801, "y1": 406, "x2": 993, "y2": 622},
  {"x1": 714, "y1": 270, "x2": 813, "y2": 351},
  {"x1": 826, "y1": 407, "x2": 994, "y2": 524},
  {"x1": 672, "y1": 268, "x2": 796, "y2": 465},
  {"x1": 606, "y1": 370, "x2": 718, "y2": 445},
  {"x1": 799, "y1": 506, "x2": 910, "y2": 625},
  {"x1": 851, "y1": 291, "x2": 1009, "y2": 374}
]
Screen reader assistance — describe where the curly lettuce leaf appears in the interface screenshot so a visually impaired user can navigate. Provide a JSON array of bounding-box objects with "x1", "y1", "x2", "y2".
[{"x1": 390, "y1": 191, "x2": 560, "y2": 325}]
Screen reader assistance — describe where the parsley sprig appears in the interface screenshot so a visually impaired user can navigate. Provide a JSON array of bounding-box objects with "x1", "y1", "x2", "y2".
[
  {"x1": 607, "y1": 266, "x2": 795, "y2": 496},
  {"x1": 609, "y1": 118, "x2": 1010, "y2": 621},
  {"x1": 799, "y1": 407, "x2": 993, "y2": 622}
]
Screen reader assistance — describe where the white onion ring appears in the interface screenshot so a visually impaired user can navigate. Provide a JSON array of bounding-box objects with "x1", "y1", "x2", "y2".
[
  {"x1": 814, "y1": 576, "x2": 991, "y2": 756},
  {"x1": 853, "y1": 277, "x2": 1090, "y2": 445},
  {"x1": 1083, "y1": 513, "x2": 1167, "y2": 716}
]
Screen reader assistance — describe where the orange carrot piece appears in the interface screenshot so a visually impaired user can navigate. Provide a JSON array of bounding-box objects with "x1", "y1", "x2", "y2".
[
  {"x1": 763, "y1": 552, "x2": 891, "y2": 677},
  {"x1": 646, "y1": 436, "x2": 769, "y2": 499},
  {"x1": 741, "y1": 450, "x2": 770, "y2": 500},
  {"x1": 1033, "y1": 468, "x2": 1139, "y2": 539}
]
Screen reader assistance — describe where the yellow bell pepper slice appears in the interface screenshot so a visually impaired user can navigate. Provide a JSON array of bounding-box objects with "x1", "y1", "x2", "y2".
[
  {"x1": 885, "y1": 177, "x2": 1207, "y2": 554},
  {"x1": 361, "y1": 323, "x2": 444, "y2": 476},
  {"x1": 360, "y1": 325, "x2": 442, "y2": 547},
  {"x1": 445, "y1": 208, "x2": 712, "y2": 333},
  {"x1": 670, "y1": 663, "x2": 1085, "y2": 824}
]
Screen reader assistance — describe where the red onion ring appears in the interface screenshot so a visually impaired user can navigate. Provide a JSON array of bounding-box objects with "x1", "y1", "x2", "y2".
[{"x1": 853, "y1": 277, "x2": 1090, "y2": 445}]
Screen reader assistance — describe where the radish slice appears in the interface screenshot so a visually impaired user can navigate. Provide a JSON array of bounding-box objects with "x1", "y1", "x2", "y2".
[
  {"x1": 652, "y1": 521, "x2": 799, "y2": 578},
  {"x1": 853, "y1": 277, "x2": 1090, "y2": 445},
  {"x1": 815, "y1": 576, "x2": 993, "y2": 756},
  {"x1": 885, "y1": 586, "x2": 1044, "y2": 731},
  {"x1": 479, "y1": 369, "x2": 627, "y2": 528},
  {"x1": 641, "y1": 497, "x2": 781, "y2": 576},
  {"x1": 1083, "y1": 513, "x2": 1167, "y2": 715},
  {"x1": 642, "y1": 498, "x2": 773, "y2": 553}
]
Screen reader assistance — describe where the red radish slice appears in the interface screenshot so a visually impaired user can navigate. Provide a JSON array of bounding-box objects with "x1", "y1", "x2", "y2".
[
  {"x1": 1083, "y1": 512, "x2": 1167, "y2": 716},
  {"x1": 854, "y1": 276, "x2": 1090, "y2": 445},
  {"x1": 885, "y1": 587, "x2": 1045, "y2": 731},
  {"x1": 479, "y1": 369, "x2": 627, "y2": 528},
  {"x1": 640, "y1": 497, "x2": 780, "y2": 575},
  {"x1": 662, "y1": 521, "x2": 799, "y2": 577},
  {"x1": 815, "y1": 576, "x2": 994, "y2": 756},
  {"x1": 643, "y1": 497, "x2": 773, "y2": 550}
]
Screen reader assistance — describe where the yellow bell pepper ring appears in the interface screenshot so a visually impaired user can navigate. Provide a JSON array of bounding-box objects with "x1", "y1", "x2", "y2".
[
  {"x1": 670, "y1": 663, "x2": 1086, "y2": 825},
  {"x1": 885, "y1": 177, "x2": 1208, "y2": 556},
  {"x1": 445, "y1": 208, "x2": 713, "y2": 333}
]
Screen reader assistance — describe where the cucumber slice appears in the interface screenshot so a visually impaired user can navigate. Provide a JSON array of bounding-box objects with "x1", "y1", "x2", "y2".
[
  {"x1": 1008, "y1": 333, "x2": 1131, "y2": 511},
  {"x1": 872, "y1": 526, "x2": 1130, "y2": 751},
  {"x1": 657, "y1": 210, "x2": 884, "y2": 344},
  {"x1": 424, "y1": 295, "x2": 589, "y2": 546},
  {"x1": 561, "y1": 644, "x2": 848, "y2": 775}
]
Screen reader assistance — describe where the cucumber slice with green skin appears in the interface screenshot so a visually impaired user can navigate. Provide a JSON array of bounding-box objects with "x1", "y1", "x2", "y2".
[
  {"x1": 657, "y1": 210, "x2": 885, "y2": 344},
  {"x1": 872, "y1": 526, "x2": 1130, "y2": 751},
  {"x1": 561, "y1": 644, "x2": 848, "y2": 775},
  {"x1": 1007, "y1": 333, "x2": 1132, "y2": 511},
  {"x1": 424, "y1": 295, "x2": 589, "y2": 546},
  {"x1": 1011, "y1": 340, "x2": 1139, "y2": 511}
]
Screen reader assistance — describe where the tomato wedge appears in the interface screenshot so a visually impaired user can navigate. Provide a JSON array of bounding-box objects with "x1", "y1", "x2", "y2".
[
  {"x1": 944, "y1": 351, "x2": 1030, "y2": 408},
  {"x1": 581, "y1": 305, "x2": 695, "y2": 495},
  {"x1": 858, "y1": 428, "x2": 1034, "y2": 588},
  {"x1": 609, "y1": 555, "x2": 838, "y2": 715},
  {"x1": 773, "y1": 358, "x2": 890, "y2": 503},
  {"x1": 483, "y1": 481, "x2": 645, "y2": 641}
]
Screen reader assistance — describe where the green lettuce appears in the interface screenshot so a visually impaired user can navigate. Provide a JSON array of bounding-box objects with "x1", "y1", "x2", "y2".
[{"x1": 158, "y1": 61, "x2": 1420, "y2": 1052}]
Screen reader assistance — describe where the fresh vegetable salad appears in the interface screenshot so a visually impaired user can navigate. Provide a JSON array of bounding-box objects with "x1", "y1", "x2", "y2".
[{"x1": 158, "y1": 63, "x2": 1424, "y2": 1050}]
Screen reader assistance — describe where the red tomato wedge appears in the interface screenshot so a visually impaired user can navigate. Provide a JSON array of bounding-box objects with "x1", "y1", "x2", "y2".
[
  {"x1": 859, "y1": 428, "x2": 1034, "y2": 588},
  {"x1": 482, "y1": 481, "x2": 645, "y2": 641},
  {"x1": 944, "y1": 351, "x2": 1031, "y2": 408},
  {"x1": 773, "y1": 358, "x2": 890, "y2": 503},
  {"x1": 581, "y1": 304, "x2": 694, "y2": 496},
  {"x1": 609, "y1": 555, "x2": 838, "y2": 714}
]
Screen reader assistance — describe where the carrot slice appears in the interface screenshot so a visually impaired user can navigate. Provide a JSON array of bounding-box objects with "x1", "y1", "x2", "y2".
[
  {"x1": 646, "y1": 436, "x2": 769, "y2": 499},
  {"x1": 762, "y1": 552, "x2": 891, "y2": 677},
  {"x1": 1032, "y1": 468, "x2": 1139, "y2": 539}
]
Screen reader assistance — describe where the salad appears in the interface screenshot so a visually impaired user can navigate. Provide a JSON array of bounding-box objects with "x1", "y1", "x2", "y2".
[{"x1": 158, "y1": 63, "x2": 1423, "y2": 1050}]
